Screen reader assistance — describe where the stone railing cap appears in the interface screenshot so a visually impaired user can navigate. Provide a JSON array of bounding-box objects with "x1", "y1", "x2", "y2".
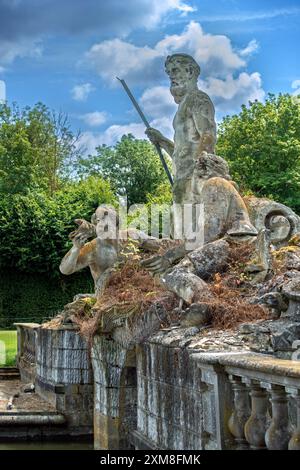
[
  {"x1": 191, "y1": 351, "x2": 300, "y2": 379},
  {"x1": 13, "y1": 322, "x2": 41, "y2": 329}
]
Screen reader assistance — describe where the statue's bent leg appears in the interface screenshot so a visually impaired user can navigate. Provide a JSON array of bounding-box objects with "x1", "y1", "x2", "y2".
[{"x1": 161, "y1": 257, "x2": 212, "y2": 304}]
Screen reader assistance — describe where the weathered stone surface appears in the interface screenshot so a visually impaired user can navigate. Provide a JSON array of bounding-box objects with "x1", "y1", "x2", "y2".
[
  {"x1": 245, "y1": 229, "x2": 271, "y2": 284},
  {"x1": 253, "y1": 292, "x2": 288, "y2": 318},
  {"x1": 238, "y1": 319, "x2": 300, "y2": 356},
  {"x1": 58, "y1": 205, "x2": 170, "y2": 321},
  {"x1": 162, "y1": 266, "x2": 212, "y2": 304},
  {"x1": 193, "y1": 152, "x2": 231, "y2": 180},
  {"x1": 112, "y1": 299, "x2": 172, "y2": 348},
  {"x1": 188, "y1": 239, "x2": 229, "y2": 280},
  {"x1": 271, "y1": 323, "x2": 300, "y2": 351},
  {"x1": 245, "y1": 196, "x2": 300, "y2": 246},
  {"x1": 282, "y1": 276, "x2": 300, "y2": 320},
  {"x1": 91, "y1": 335, "x2": 137, "y2": 450},
  {"x1": 136, "y1": 341, "x2": 204, "y2": 450},
  {"x1": 273, "y1": 246, "x2": 300, "y2": 271},
  {"x1": 197, "y1": 176, "x2": 258, "y2": 243},
  {"x1": 17, "y1": 324, "x2": 94, "y2": 435},
  {"x1": 180, "y1": 303, "x2": 211, "y2": 327}
]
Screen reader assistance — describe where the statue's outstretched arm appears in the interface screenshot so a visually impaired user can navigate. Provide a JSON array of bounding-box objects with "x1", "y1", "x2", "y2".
[
  {"x1": 145, "y1": 128, "x2": 175, "y2": 158},
  {"x1": 59, "y1": 238, "x2": 96, "y2": 275}
]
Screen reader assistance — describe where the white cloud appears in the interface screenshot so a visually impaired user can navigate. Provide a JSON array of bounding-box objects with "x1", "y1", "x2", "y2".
[
  {"x1": 101, "y1": 123, "x2": 147, "y2": 145},
  {"x1": 139, "y1": 86, "x2": 176, "y2": 119},
  {"x1": 240, "y1": 39, "x2": 259, "y2": 57},
  {"x1": 78, "y1": 123, "x2": 146, "y2": 154},
  {"x1": 79, "y1": 111, "x2": 107, "y2": 127},
  {"x1": 142, "y1": 0, "x2": 196, "y2": 26},
  {"x1": 150, "y1": 117, "x2": 174, "y2": 140},
  {"x1": 86, "y1": 39, "x2": 163, "y2": 86},
  {"x1": 0, "y1": 0, "x2": 195, "y2": 68},
  {"x1": 78, "y1": 114, "x2": 175, "y2": 155},
  {"x1": 155, "y1": 21, "x2": 246, "y2": 76},
  {"x1": 71, "y1": 83, "x2": 95, "y2": 102},
  {"x1": 85, "y1": 21, "x2": 259, "y2": 86},
  {"x1": 199, "y1": 72, "x2": 265, "y2": 113},
  {"x1": 0, "y1": 80, "x2": 6, "y2": 103},
  {"x1": 0, "y1": 38, "x2": 42, "y2": 66},
  {"x1": 170, "y1": 0, "x2": 195, "y2": 14},
  {"x1": 197, "y1": 8, "x2": 300, "y2": 23},
  {"x1": 78, "y1": 70, "x2": 265, "y2": 153},
  {"x1": 137, "y1": 73, "x2": 265, "y2": 133}
]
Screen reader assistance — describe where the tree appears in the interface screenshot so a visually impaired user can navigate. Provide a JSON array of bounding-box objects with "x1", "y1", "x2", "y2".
[
  {"x1": 216, "y1": 93, "x2": 300, "y2": 213},
  {"x1": 76, "y1": 134, "x2": 171, "y2": 206},
  {"x1": 0, "y1": 102, "x2": 81, "y2": 195}
]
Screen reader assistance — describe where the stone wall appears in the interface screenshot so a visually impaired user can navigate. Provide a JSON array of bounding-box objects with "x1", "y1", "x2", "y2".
[
  {"x1": 91, "y1": 335, "x2": 137, "y2": 450},
  {"x1": 134, "y1": 342, "x2": 207, "y2": 449},
  {"x1": 91, "y1": 328, "x2": 236, "y2": 450},
  {"x1": 17, "y1": 324, "x2": 94, "y2": 436}
]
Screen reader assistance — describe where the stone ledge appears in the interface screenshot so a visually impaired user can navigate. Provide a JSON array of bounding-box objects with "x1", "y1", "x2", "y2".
[
  {"x1": 191, "y1": 351, "x2": 300, "y2": 378},
  {"x1": 14, "y1": 323, "x2": 41, "y2": 328}
]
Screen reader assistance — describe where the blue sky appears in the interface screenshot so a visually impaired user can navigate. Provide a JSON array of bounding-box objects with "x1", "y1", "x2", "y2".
[{"x1": 0, "y1": 0, "x2": 299, "y2": 154}]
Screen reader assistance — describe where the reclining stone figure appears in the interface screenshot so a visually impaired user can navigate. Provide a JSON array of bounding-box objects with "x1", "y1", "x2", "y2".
[{"x1": 59, "y1": 205, "x2": 162, "y2": 301}]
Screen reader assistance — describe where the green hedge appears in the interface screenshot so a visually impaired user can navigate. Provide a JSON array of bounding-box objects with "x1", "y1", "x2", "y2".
[{"x1": 0, "y1": 269, "x2": 94, "y2": 329}]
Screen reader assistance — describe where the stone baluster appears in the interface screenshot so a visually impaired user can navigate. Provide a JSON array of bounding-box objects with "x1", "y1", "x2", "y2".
[
  {"x1": 244, "y1": 379, "x2": 269, "y2": 449},
  {"x1": 228, "y1": 375, "x2": 250, "y2": 449},
  {"x1": 265, "y1": 385, "x2": 292, "y2": 450},
  {"x1": 288, "y1": 390, "x2": 300, "y2": 451}
]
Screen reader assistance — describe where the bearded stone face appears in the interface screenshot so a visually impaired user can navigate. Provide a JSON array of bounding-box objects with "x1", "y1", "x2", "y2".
[{"x1": 165, "y1": 58, "x2": 197, "y2": 103}]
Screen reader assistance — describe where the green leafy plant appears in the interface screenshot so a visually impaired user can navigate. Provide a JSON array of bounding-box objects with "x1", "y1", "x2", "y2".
[{"x1": 217, "y1": 93, "x2": 300, "y2": 213}]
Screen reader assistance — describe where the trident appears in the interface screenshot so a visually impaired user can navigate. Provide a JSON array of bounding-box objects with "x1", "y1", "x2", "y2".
[{"x1": 116, "y1": 77, "x2": 173, "y2": 186}]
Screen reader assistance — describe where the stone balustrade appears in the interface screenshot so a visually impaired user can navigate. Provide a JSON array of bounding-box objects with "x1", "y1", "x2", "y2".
[{"x1": 192, "y1": 351, "x2": 300, "y2": 450}]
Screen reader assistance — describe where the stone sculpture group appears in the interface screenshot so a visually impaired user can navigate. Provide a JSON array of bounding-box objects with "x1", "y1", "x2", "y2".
[{"x1": 59, "y1": 53, "x2": 300, "y2": 331}]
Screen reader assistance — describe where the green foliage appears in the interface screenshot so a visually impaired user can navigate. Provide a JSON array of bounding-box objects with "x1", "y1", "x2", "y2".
[
  {"x1": 146, "y1": 182, "x2": 172, "y2": 205},
  {"x1": 216, "y1": 93, "x2": 300, "y2": 212},
  {"x1": 0, "y1": 270, "x2": 94, "y2": 329},
  {"x1": 0, "y1": 177, "x2": 115, "y2": 274},
  {"x1": 0, "y1": 331, "x2": 17, "y2": 366},
  {"x1": 76, "y1": 134, "x2": 171, "y2": 206},
  {"x1": 128, "y1": 182, "x2": 173, "y2": 237},
  {"x1": 0, "y1": 102, "x2": 81, "y2": 195}
]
